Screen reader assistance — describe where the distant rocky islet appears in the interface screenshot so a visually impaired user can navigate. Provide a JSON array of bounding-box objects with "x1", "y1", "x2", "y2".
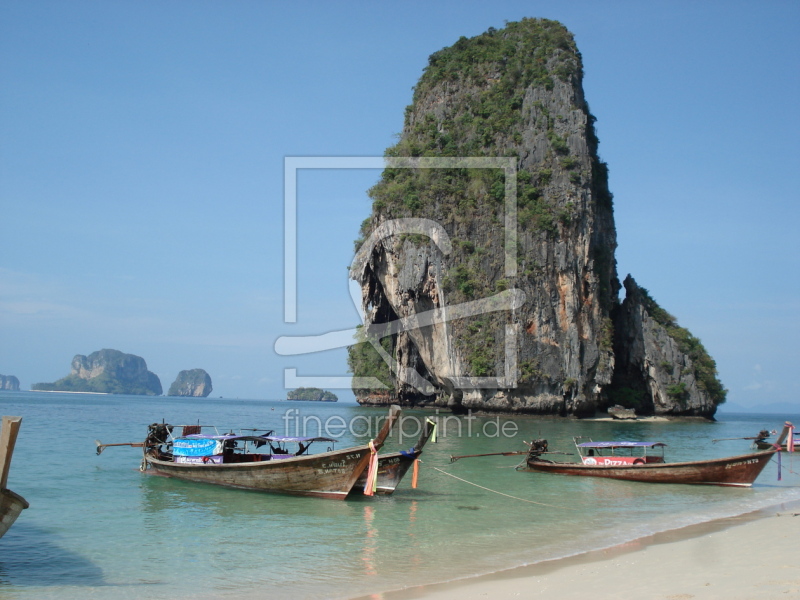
[
  {"x1": 286, "y1": 387, "x2": 338, "y2": 402},
  {"x1": 30, "y1": 349, "x2": 212, "y2": 397},
  {"x1": 0, "y1": 375, "x2": 20, "y2": 391},
  {"x1": 168, "y1": 369, "x2": 213, "y2": 398}
]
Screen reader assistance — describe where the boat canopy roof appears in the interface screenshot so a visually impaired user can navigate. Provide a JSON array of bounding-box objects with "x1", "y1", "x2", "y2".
[
  {"x1": 180, "y1": 434, "x2": 338, "y2": 444},
  {"x1": 577, "y1": 441, "x2": 667, "y2": 449}
]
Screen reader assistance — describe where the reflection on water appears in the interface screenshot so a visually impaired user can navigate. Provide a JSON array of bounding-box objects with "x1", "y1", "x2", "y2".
[
  {"x1": 407, "y1": 500, "x2": 423, "y2": 571},
  {"x1": 139, "y1": 472, "x2": 362, "y2": 519},
  {"x1": 362, "y1": 505, "x2": 377, "y2": 576}
]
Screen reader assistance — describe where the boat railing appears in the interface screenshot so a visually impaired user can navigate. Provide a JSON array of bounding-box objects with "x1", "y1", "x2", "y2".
[
  {"x1": 573, "y1": 436, "x2": 591, "y2": 456},
  {"x1": 160, "y1": 424, "x2": 280, "y2": 444},
  {"x1": 574, "y1": 442, "x2": 667, "y2": 463}
]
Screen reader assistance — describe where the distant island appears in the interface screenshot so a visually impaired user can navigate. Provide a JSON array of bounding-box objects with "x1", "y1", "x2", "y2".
[
  {"x1": 287, "y1": 387, "x2": 338, "y2": 402},
  {"x1": 32, "y1": 349, "x2": 162, "y2": 396},
  {"x1": 0, "y1": 375, "x2": 20, "y2": 391},
  {"x1": 168, "y1": 369, "x2": 213, "y2": 397}
]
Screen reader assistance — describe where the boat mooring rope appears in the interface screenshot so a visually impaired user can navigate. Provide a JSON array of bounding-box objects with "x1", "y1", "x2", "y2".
[
  {"x1": 777, "y1": 452, "x2": 798, "y2": 477},
  {"x1": 429, "y1": 465, "x2": 576, "y2": 510}
]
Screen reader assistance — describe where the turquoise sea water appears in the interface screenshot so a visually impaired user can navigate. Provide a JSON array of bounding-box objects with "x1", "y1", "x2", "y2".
[{"x1": 1, "y1": 391, "x2": 799, "y2": 600}]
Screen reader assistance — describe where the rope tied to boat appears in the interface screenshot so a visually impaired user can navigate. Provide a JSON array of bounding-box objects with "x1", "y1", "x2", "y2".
[
  {"x1": 429, "y1": 465, "x2": 577, "y2": 510},
  {"x1": 363, "y1": 440, "x2": 379, "y2": 496},
  {"x1": 776, "y1": 445, "x2": 798, "y2": 478}
]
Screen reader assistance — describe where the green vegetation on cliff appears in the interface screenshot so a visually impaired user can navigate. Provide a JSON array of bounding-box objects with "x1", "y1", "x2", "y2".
[
  {"x1": 360, "y1": 18, "x2": 611, "y2": 227},
  {"x1": 409, "y1": 19, "x2": 579, "y2": 156},
  {"x1": 363, "y1": 19, "x2": 590, "y2": 227},
  {"x1": 638, "y1": 287, "x2": 727, "y2": 405},
  {"x1": 347, "y1": 326, "x2": 396, "y2": 394}
]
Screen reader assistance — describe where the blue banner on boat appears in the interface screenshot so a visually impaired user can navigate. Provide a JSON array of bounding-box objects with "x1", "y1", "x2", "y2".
[{"x1": 173, "y1": 438, "x2": 222, "y2": 456}]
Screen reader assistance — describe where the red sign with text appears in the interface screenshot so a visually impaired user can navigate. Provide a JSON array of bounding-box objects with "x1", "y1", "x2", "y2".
[{"x1": 581, "y1": 456, "x2": 641, "y2": 466}]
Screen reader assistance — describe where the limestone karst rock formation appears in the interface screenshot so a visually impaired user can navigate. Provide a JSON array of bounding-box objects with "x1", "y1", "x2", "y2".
[
  {"x1": 168, "y1": 369, "x2": 213, "y2": 398},
  {"x1": 0, "y1": 375, "x2": 20, "y2": 391},
  {"x1": 348, "y1": 19, "x2": 725, "y2": 418},
  {"x1": 33, "y1": 349, "x2": 163, "y2": 395}
]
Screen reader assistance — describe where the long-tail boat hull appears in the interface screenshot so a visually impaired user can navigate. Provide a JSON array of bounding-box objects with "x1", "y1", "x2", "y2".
[
  {"x1": 754, "y1": 441, "x2": 797, "y2": 452},
  {"x1": 355, "y1": 450, "x2": 420, "y2": 495},
  {"x1": 143, "y1": 405, "x2": 401, "y2": 500},
  {"x1": 526, "y1": 449, "x2": 777, "y2": 487},
  {"x1": 0, "y1": 489, "x2": 29, "y2": 538},
  {"x1": 355, "y1": 418, "x2": 435, "y2": 495},
  {"x1": 146, "y1": 445, "x2": 374, "y2": 500},
  {"x1": 0, "y1": 416, "x2": 27, "y2": 538},
  {"x1": 376, "y1": 452, "x2": 419, "y2": 494}
]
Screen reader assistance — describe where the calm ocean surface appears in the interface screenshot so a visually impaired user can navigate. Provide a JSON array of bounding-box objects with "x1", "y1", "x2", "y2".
[{"x1": 1, "y1": 391, "x2": 798, "y2": 599}]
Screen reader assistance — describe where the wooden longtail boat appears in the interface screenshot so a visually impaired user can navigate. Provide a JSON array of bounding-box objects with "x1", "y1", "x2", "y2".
[
  {"x1": 754, "y1": 422, "x2": 798, "y2": 452},
  {"x1": 355, "y1": 417, "x2": 436, "y2": 495},
  {"x1": 0, "y1": 416, "x2": 28, "y2": 538},
  {"x1": 525, "y1": 438, "x2": 777, "y2": 487},
  {"x1": 135, "y1": 405, "x2": 401, "y2": 500}
]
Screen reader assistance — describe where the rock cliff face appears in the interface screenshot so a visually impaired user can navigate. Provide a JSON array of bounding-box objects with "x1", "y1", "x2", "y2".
[
  {"x1": 611, "y1": 276, "x2": 723, "y2": 416},
  {"x1": 33, "y1": 349, "x2": 162, "y2": 395},
  {"x1": 348, "y1": 19, "x2": 725, "y2": 418},
  {"x1": 0, "y1": 375, "x2": 20, "y2": 391},
  {"x1": 168, "y1": 369, "x2": 213, "y2": 397}
]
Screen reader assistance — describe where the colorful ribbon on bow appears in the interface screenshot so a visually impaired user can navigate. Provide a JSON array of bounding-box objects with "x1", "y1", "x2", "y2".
[{"x1": 363, "y1": 439, "x2": 379, "y2": 496}]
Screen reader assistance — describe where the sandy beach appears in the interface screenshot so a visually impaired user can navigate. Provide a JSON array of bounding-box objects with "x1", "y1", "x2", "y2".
[{"x1": 357, "y1": 503, "x2": 800, "y2": 600}]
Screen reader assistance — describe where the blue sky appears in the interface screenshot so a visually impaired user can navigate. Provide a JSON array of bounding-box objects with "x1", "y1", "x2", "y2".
[{"x1": 1, "y1": 1, "x2": 798, "y2": 410}]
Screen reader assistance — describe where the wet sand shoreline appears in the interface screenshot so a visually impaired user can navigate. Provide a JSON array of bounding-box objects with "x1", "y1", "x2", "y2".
[{"x1": 352, "y1": 498, "x2": 800, "y2": 600}]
